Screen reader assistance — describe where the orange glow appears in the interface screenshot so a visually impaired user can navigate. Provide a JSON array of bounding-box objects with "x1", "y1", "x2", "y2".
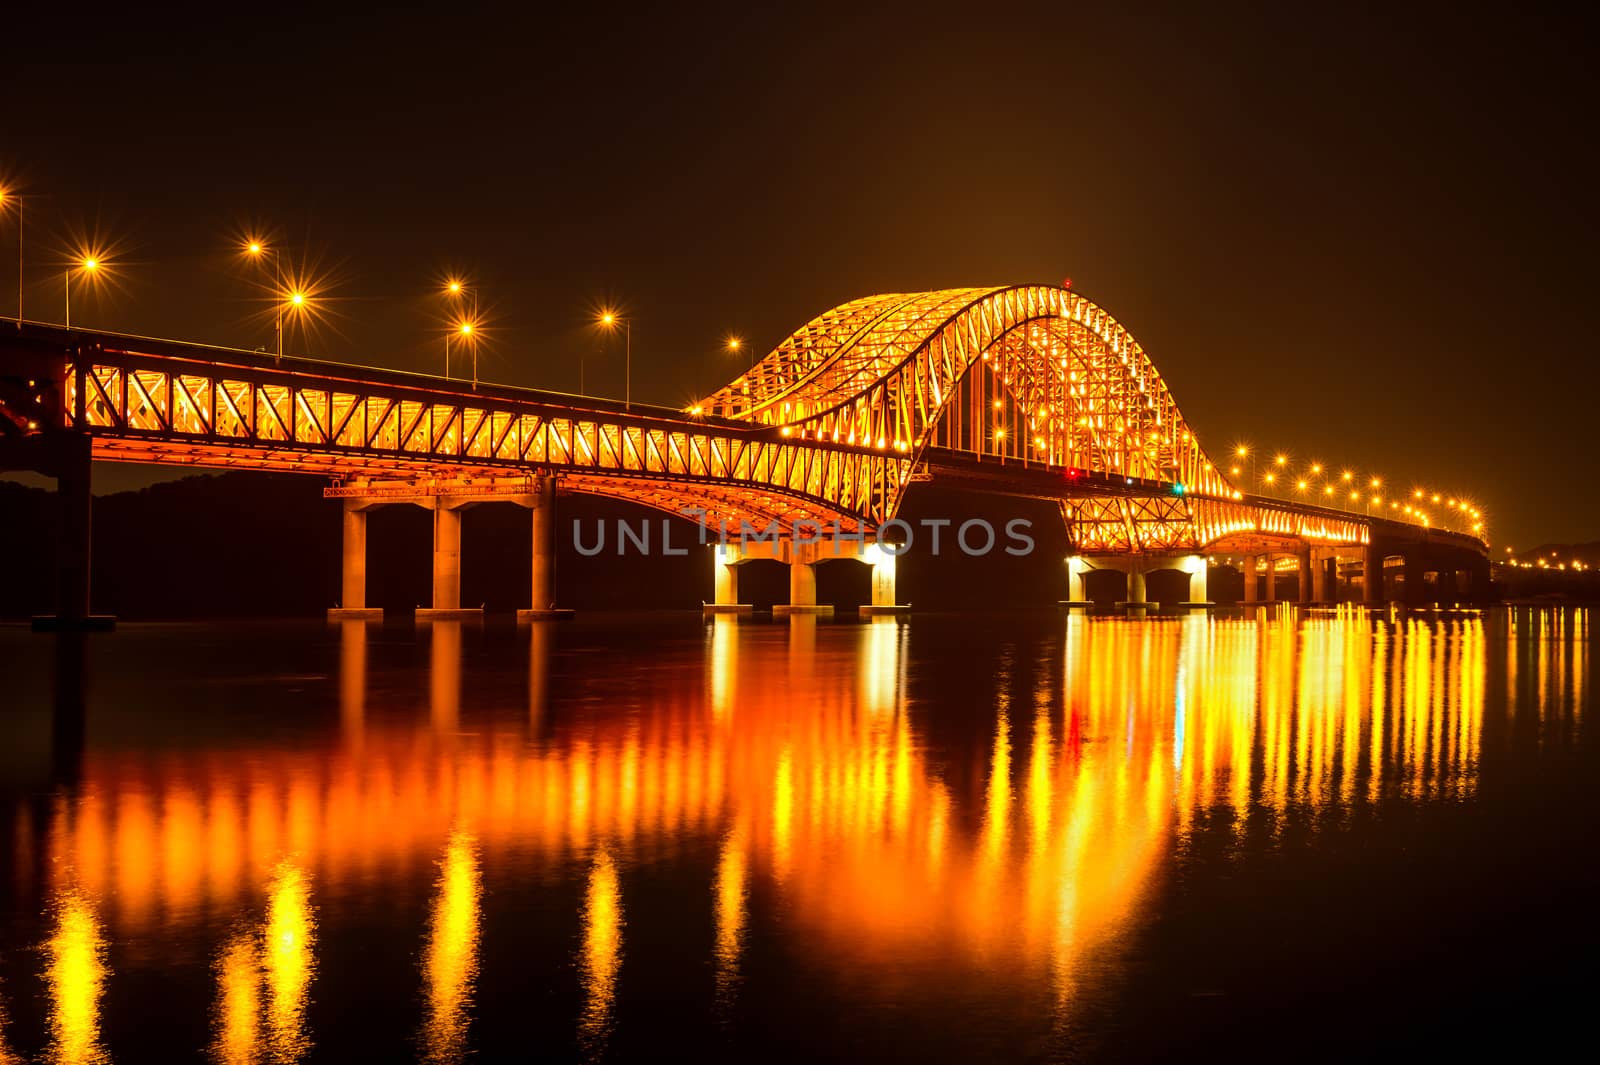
[
  {"x1": 44, "y1": 886, "x2": 109, "y2": 1065},
  {"x1": 421, "y1": 832, "x2": 481, "y2": 1061},
  {"x1": 13, "y1": 611, "x2": 1512, "y2": 1046},
  {"x1": 580, "y1": 848, "x2": 622, "y2": 1052}
]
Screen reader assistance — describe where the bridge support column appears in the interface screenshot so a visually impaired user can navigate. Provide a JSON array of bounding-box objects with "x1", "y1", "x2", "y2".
[
  {"x1": 1180, "y1": 554, "x2": 1212, "y2": 606},
  {"x1": 1296, "y1": 548, "x2": 1313, "y2": 604},
  {"x1": 859, "y1": 543, "x2": 909, "y2": 617},
  {"x1": 519, "y1": 475, "x2": 573, "y2": 621},
  {"x1": 1404, "y1": 552, "x2": 1430, "y2": 606},
  {"x1": 328, "y1": 501, "x2": 383, "y2": 621},
  {"x1": 418, "y1": 499, "x2": 481, "y2": 621},
  {"x1": 776, "y1": 544, "x2": 831, "y2": 616},
  {"x1": 1311, "y1": 550, "x2": 1332, "y2": 604},
  {"x1": 1364, "y1": 543, "x2": 1386, "y2": 605},
  {"x1": 1063, "y1": 556, "x2": 1090, "y2": 606},
  {"x1": 703, "y1": 543, "x2": 753, "y2": 616},
  {"x1": 1262, "y1": 556, "x2": 1277, "y2": 603},
  {"x1": 31, "y1": 435, "x2": 114, "y2": 631},
  {"x1": 1118, "y1": 560, "x2": 1148, "y2": 608},
  {"x1": 1242, "y1": 555, "x2": 1259, "y2": 604},
  {"x1": 1437, "y1": 565, "x2": 1457, "y2": 604}
]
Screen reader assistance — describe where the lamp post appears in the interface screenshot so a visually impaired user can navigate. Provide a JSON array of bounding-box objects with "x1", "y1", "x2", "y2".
[
  {"x1": 1234, "y1": 445, "x2": 1254, "y2": 494},
  {"x1": 283, "y1": 289, "x2": 308, "y2": 355},
  {"x1": 598, "y1": 310, "x2": 631, "y2": 408},
  {"x1": 245, "y1": 239, "x2": 285, "y2": 359},
  {"x1": 65, "y1": 257, "x2": 99, "y2": 330},
  {"x1": 728, "y1": 335, "x2": 752, "y2": 369},
  {"x1": 454, "y1": 320, "x2": 477, "y2": 389},
  {"x1": 0, "y1": 189, "x2": 19, "y2": 328},
  {"x1": 441, "y1": 279, "x2": 470, "y2": 379}
]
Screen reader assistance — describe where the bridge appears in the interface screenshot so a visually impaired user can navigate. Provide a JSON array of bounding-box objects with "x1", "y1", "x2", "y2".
[{"x1": 0, "y1": 284, "x2": 1489, "y2": 625}]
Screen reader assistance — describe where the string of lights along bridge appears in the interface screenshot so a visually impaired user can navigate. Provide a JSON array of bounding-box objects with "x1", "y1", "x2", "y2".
[{"x1": 0, "y1": 193, "x2": 1492, "y2": 625}]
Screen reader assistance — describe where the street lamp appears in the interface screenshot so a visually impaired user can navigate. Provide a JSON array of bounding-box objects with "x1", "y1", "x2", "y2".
[
  {"x1": 65, "y1": 256, "x2": 101, "y2": 330},
  {"x1": 244, "y1": 238, "x2": 285, "y2": 358},
  {"x1": 440, "y1": 278, "x2": 472, "y2": 378},
  {"x1": 727, "y1": 334, "x2": 752, "y2": 369},
  {"x1": 598, "y1": 309, "x2": 632, "y2": 408},
  {"x1": 448, "y1": 319, "x2": 480, "y2": 389},
  {"x1": 0, "y1": 189, "x2": 19, "y2": 328},
  {"x1": 1234, "y1": 445, "x2": 1255, "y2": 492}
]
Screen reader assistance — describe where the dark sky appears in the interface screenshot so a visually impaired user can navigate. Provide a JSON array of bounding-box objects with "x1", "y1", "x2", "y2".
[{"x1": 2, "y1": 6, "x2": 1595, "y2": 547}]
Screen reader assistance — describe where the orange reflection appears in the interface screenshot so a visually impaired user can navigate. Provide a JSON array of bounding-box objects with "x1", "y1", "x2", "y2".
[
  {"x1": 0, "y1": 995, "x2": 20, "y2": 1065},
  {"x1": 210, "y1": 932, "x2": 261, "y2": 1065},
  {"x1": 579, "y1": 847, "x2": 623, "y2": 1053},
  {"x1": 713, "y1": 823, "x2": 748, "y2": 1012},
  {"x1": 15, "y1": 607, "x2": 1529, "y2": 1048},
  {"x1": 263, "y1": 861, "x2": 315, "y2": 1062},
  {"x1": 420, "y1": 832, "x2": 482, "y2": 1064},
  {"x1": 44, "y1": 886, "x2": 108, "y2": 1065}
]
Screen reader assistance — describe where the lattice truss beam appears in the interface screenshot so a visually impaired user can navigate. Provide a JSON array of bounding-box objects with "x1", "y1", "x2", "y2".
[
  {"x1": 63, "y1": 350, "x2": 907, "y2": 534},
  {"x1": 1061, "y1": 496, "x2": 1369, "y2": 554},
  {"x1": 702, "y1": 286, "x2": 1230, "y2": 514}
]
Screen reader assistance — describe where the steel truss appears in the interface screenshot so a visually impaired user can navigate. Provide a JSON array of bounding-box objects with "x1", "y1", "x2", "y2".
[{"x1": 52, "y1": 339, "x2": 905, "y2": 535}]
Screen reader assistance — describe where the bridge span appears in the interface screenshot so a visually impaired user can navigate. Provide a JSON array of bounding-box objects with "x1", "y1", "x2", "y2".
[{"x1": 0, "y1": 284, "x2": 1489, "y2": 624}]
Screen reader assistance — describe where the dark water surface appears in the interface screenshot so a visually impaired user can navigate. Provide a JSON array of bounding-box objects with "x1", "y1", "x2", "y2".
[{"x1": 0, "y1": 608, "x2": 1594, "y2": 1063}]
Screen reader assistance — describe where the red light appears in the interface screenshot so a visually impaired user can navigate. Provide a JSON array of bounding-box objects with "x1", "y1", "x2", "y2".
[{"x1": 1066, "y1": 467, "x2": 1082, "y2": 480}]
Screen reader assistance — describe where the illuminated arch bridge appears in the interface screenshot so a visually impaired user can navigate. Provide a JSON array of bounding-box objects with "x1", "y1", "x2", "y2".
[{"x1": 0, "y1": 284, "x2": 1488, "y2": 621}]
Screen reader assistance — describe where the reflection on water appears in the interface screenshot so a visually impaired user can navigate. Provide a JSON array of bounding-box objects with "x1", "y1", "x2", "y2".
[
  {"x1": 712, "y1": 824, "x2": 748, "y2": 1014},
  {"x1": 212, "y1": 932, "x2": 260, "y2": 1065},
  {"x1": 44, "y1": 886, "x2": 108, "y2": 1065},
  {"x1": 421, "y1": 832, "x2": 482, "y2": 1065},
  {"x1": 204, "y1": 860, "x2": 315, "y2": 1065},
  {"x1": 264, "y1": 862, "x2": 315, "y2": 1063},
  {"x1": 0, "y1": 607, "x2": 1591, "y2": 1061},
  {"x1": 579, "y1": 847, "x2": 623, "y2": 1055}
]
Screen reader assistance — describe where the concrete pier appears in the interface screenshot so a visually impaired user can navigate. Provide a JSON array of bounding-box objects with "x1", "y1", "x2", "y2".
[
  {"x1": 328, "y1": 502, "x2": 382, "y2": 621},
  {"x1": 30, "y1": 435, "x2": 115, "y2": 631},
  {"x1": 776, "y1": 556, "x2": 831, "y2": 616},
  {"x1": 517, "y1": 475, "x2": 573, "y2": 621},
  {"x1": 417, "y1": 499, "x2": 481, "y2": 621},
  {"x1": 1364, "y1": 542, "x2": 1386, "y2": 605}
]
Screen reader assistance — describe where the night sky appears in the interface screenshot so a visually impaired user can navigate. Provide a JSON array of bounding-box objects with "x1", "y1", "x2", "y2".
[{"x1": 2, "y1": 7, "x2": 1594, "y2": 547}]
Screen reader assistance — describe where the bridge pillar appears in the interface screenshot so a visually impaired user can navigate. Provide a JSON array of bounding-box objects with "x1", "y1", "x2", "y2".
[
  {"x1": 703, "y1": 542, "x2": 753, "y2": 616},
  {"x1": 1242, "y1": 555, "x2": 1259, "y2": 604},
  {"x1": 1123, "y1": 562, "x2": 1148, "y2": 607},
  {"x1": 859, "y1": 543, "x2": 909, "y2": 617},
  {"x1": 1296, "y1": 548, "x2": 1313, "y2": 604},
  {"x1": 775, "y1": 546, "x2": 831, "y2": 616},
  {"x1": 1311, "y1": 550, "x2": 1332, "y2": 604},
  {"x1": 327, "y1": 501, "x2": 383, "y2": 621},
  {"x1": 1064, "y1": 556, "x2": 1089, "y2": 605},
  {"x1": 30, "y1": 435, "x2": 113, "y2": 631},
  {"x1": 418, "y1": 499, "x2": 480, "y2": 620},
  {"x1": 518, "y1": 475, "x2": 572, "y2": 621},
  {"x1": 1403, "y1": 552, "x2": 1430, "y2": 606},
  {"x1": 1262, "y1": 556, "x2": 1277, "y2": 603},
  {"x1": 869, "y1": 551, "x2": 896, "y2": 607},
  {"x1": 1180, "y1": 554, "x2": 1211, "y2": 606},
  {"x1": 1364, "y1": 542, "x2": 1386, "y2": 605},
  {"x1": 1437, "y1": 565, "x2": 1458, "y2": 604}
]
